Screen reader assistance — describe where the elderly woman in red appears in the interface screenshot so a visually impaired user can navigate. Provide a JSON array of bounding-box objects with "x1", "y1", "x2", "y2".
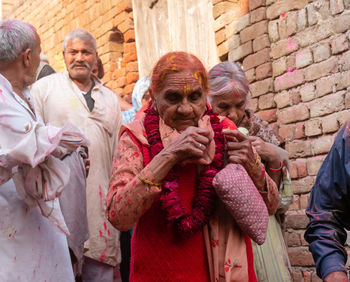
[{"x1": 106, "y1": 52, "x2": 279, "y2": 282}]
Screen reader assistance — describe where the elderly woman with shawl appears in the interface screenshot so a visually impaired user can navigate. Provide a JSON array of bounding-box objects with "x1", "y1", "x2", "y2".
[
  {"x1": 208, "y1": 61, "x2": 293, "y2": 282},
  {"x1": 106, "y1": 52, "x2": 279, "y2": 281}
]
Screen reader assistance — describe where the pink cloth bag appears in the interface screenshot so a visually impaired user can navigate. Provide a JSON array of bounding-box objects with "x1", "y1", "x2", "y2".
[{"x1": 213, "y1": 163, "x2": 269, "y2": 245}]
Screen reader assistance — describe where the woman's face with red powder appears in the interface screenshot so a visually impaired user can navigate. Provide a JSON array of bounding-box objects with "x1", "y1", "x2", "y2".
[{"x1": 153, "y1": 70, "x2": 207, "y2": 131}]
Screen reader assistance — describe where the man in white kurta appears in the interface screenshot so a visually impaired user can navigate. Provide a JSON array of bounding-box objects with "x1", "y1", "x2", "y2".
[
  {"x1": 0, "y1": 19, "x2": 75, "y2": 282},
  {"x1": 31, "y1": 29, "x2": 122, "y2": 281}
]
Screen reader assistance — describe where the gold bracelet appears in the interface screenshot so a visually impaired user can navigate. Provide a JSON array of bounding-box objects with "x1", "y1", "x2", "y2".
[{"x1": 138, "y1": 175, "x2": 162, "y2": 187}]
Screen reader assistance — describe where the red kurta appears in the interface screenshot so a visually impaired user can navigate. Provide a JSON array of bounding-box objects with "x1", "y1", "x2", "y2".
[{"x1": 130, "y1": 164, "x2": 210, "y2": 282}]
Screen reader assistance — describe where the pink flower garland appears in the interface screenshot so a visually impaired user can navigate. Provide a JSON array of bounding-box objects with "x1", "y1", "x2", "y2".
[{"x1": 144, "y1": 103, "x2": 225, "y2": 234}]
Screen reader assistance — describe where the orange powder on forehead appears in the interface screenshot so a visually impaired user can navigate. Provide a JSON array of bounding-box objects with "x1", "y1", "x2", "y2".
[{"x1": 150, "y1": 51, "x2": 208, "y2": 96}]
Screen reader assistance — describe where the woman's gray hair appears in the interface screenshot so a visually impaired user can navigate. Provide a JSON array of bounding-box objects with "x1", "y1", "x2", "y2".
[
  {"x1": 63, "y1": 29, "x2": 97, "y2": 51},
  {"x1": 0, "y1": 19, "x2": 37, "y2": 62},
  {"x1": 208, "y1": 62, "x2": 250, "y2": 100}
]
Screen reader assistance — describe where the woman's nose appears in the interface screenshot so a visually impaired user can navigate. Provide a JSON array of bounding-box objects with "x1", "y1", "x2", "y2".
[
  {"x1": 177, "y1": 103, "x2": 193, "y2": 116},
  {"x1": 228, "y1": 110, "x2": 238, "y2": 123}
]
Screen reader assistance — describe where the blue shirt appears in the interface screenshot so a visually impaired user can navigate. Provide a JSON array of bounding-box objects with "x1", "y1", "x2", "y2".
[{"x1": 304, "y1": 120, "x2": 350, "y2": 279}]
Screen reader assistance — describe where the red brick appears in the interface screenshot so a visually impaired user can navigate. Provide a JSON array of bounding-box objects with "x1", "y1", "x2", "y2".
[
  {"x1": 250, "y1": 77, "x2": 273, "y2": 97},
  {"x1": 286, "y1": 140, "x2": 312, "y2": 158},
  {"x1": 266, "y1": 0, "x2": 308, "y2": 20},
  {"x1": 286, "y1": 214, "x2": 309, "y2": 229},
  {"x1": 299, "y1": 194, "x2": 309, "y2": 209},
  {"x1": 249, "y1": 0, "x2": 265, "y2": 11},
  {"x1": 250, "y1": 7, "x2": 266, "y2": 23},
  {"x1": 311, "y1": 272, "x2": 322, "y2": 282},
  {"x1": 291, "y1": 271, "x2": 303, "y2": 282},
  {"x1": 253, "y1": 34, "x2": 270, "y2": 52},
  {"x1": 126, "y1": 72, "x2": 139, "y2": 84},
  {"x1": 295, "y1": 122, "x2": 305, "y2": 139},
  {"x1": 124, "y1": 29, "x2": 135, "y2": 43},
  {"x1": 278, "y1": 104, "x2": 309, "y2": 124},
  {"x1": 278, "y1": 11, "x2": 297, "y2": 39},
  {"x1": 295, "y1": 159, "x2": 307, "y2": 178},
  {"x1": 243, "y1": 48, "x2": 270, "y2": 70},
  {"x1": 290, "y1": 89, "x2": 301, "y2": 105},
  {"x1": 126, "y1": 61, "x2": 138, "y2": 72},
  {"x1": 116, "y1": 77, "x2": 126, "y2": 88},
  {"x1": 112, "y1": 11, "x2": 128, "y2": 27},
  {"x1": 304, "y1": 57, "x2": 338, "y2": 82},
  {"x1": 287, "y1": 53, "x2": 296, "y2": 71},
  {"x1": 256, "y1": 62, "x2": 272, "y2": 80},
  {"x1": 288, "y1": 248, "x2": 315, "y2": 266},
  {"x1": 303, "y1": 271, "x2": 311, "y2": 282},
  {"x1": 271, "y1": 37, "x2": 299, "y2": 59},
  {"x1": 118, "y1": 18, "x2": 134, "y2": 33},
  {"x1": 240, "y1": 20, "x2": 268, "y2": 43},
  {"x1": 312, "y1": 135, "x2": 335, "y2": 155},
  {"x1": 257, "y1": 109, "x2": 277, "y2": 122},
  {"x1": 258, "y1": 93, "x2": 275, "y2": 109},
  {"x1": 215, "y1": 28, "x2": 226, "y2": 45},
  {"x1": 289, "y1": 195, "x2": 300, "y2": 210},
  {"x1": 116, "y1": 0, "x2": 132, "y2": 15},
  {"x1": 229, "y1": 41, "x2": 253, "y2": 61},
  {"x1": 305, "y1": 119, "x2": 322, "y2": 137},
  {"x1": 124, "y1": 42, "x2": 136, "y2": 54},
  {"x1": 124, "y1": 52, "x2": 137, "y2": 63},
  {"x1": 279, "y1": 124, "x2": 295, "y2": 142},
  {"x1": 309, "y1": 91, "x2": 344, "y2": 118},
  {"x1": 292, "y1": 176, "x2": 315, "y2": 193},
  {"x1": 286, "y1": 231, "x2": 301, "y2": 246},
  {"x1": 124, "y1": 83, "x2": 136, "y2": 96},
  {"x1": 274, "y1": 69, "x2": 304, "y2": 91},
  {"x1": 112, "y1": 68, "x2": 126, "y2": 79},
  {"x1": 274, "y1": 90, "x2": 291, "y2": 109}
]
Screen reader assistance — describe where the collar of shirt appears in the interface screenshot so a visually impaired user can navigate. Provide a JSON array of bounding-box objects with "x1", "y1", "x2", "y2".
[{"x1": 0, "y1": 73, "x2": 36, "y2": 118}]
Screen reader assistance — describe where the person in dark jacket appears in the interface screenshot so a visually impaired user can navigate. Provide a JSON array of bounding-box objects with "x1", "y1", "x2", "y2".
[{"x1": 305, "y1": 119, "x2": 350, "y2": 282}]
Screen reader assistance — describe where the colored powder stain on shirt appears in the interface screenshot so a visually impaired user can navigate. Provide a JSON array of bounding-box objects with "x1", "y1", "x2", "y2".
[
  {"x1": 69, "y1": 98, "x2": 78, "y2": 109},
  {"x1": 99, "y1": 238, "x2": 108, "y2": 263},
  {"x1": 98, "y1": 185, "x2": 103, "y2": 210}
]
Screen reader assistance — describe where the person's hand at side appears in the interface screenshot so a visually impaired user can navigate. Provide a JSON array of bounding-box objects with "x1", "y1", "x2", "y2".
[{"x1": 324, "y1": 271, "x2": 348, "y2": 282}]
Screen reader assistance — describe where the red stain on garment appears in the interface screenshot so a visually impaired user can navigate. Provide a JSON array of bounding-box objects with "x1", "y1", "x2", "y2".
[
  {"x1": 99, "y1": 230, "x2": 103, "y2": 237},
  {"x1": 281, "y1": 12, "x2": 286, "y2": 18},
  {"x1": 98, "y1": 185, "x2": 104, "y2": 211},
  {"x1": 99, "y1": 238, "x2": 108, "y2": 263},
  {"x1": 104, "y1": 222, "x2": 107, "y2": 230}
]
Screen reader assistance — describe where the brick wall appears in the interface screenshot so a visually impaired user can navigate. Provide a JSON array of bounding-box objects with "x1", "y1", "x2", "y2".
[
  {"x1": 4, "y1": 0, "x2": 138, "y2": 103},
  {"x1": 5, "y1": 0, "x2": 350, "y2": 278},
  {"x1": 229, "y1": 0, "x2": 350, "y2": 280}
]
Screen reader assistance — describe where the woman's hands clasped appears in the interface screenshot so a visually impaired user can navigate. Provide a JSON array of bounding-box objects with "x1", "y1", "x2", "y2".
[
  {"x1": 223, "y1": 129, "x2": 256, "y2": 172},
  {"x1": 163, "y1": 126, "x2": 211, "y2": 164}
]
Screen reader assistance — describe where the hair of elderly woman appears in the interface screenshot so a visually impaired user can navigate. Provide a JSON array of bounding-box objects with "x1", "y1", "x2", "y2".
[
  {"x1": 0, "y1": 19, "x2": 37, "y2": 62},
  {"x1": 208, "y1": 61, "x2": 250, "y2": 100},
  {"x1": 150, "y1": 51, "x2": 208, "y2": 95},
  {"x1": 63, "y1": 28, "x2": 97, "y2": 51}
]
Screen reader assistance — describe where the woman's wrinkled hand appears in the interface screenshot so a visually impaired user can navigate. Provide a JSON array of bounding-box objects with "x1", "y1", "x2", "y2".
[
  {"x1": 248, "y1": 136, "x2": 279, "y2": 163},
  {"x1": 163, "y1": 126, "x2": 211, "y2": 163},
  {"x1": 324, "y1": 271, "x2": 348, "y2": 282},
  {"x1": 223, "y1": 129, "x2": 255, "y2": 171}
]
